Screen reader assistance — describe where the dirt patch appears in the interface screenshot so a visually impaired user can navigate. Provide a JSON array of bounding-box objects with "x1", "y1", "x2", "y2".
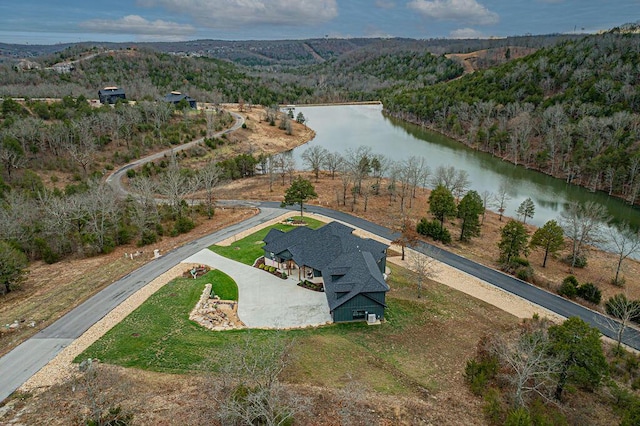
[{"x1": 446, "y1": 46, "x2": 538, "y2": 74}]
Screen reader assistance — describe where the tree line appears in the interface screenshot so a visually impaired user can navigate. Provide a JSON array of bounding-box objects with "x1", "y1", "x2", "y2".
[{"x1": 384, "y1": 31, "x2": 640, "y2": 204}]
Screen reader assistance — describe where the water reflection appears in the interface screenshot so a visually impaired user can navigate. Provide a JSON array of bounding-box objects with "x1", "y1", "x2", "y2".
[{"x1": 290, "y1": 104, "x2": 640, "y2": 231}]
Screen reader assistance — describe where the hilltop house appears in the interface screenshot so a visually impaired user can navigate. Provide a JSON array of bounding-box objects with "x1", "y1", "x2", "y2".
[
  {"x1": 98, "y1": 87, "x2": 126, "y2": 104},
  {"x1": 163, "y1": 91, "x2": 197, "y2": 108},
  {"x1": 262, "y1": 221, "x2": 389, "y2": 323}
]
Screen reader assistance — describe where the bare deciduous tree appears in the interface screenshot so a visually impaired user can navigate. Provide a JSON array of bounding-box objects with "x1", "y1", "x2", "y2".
[
  {"x1": 301, "y1": 145, "x2": 328, "y2": 182},
  {"x1": 559, "y1": 201, "x2": 610, "y2": 269},
  {"x1": 323, "y1": 151, "x2": 343, "y2": 180},
  {"x1": 608, "y1": 223, "x2": 640, "y2": 286},
  {"x1": 492, "y1": 180, "x2": 512, "y2": 222},
  {"x1": 207, "y1": 333, "x2": 304, "y2": 426},
  {"x1": 158, "y1": 154, "x2": 197, "y2": 218},
  {"x1": 490, "y1": 321, "x2": 559, "y2": 408},
  {"x1": 198, "y1": 161, "x2": 223, "y2": 219},
  {"x1": 602, "y1": 293, "x2": 640, "y2": 352},
  {"x1": 407, "y1": 248, "x2": 439, "y2": 298}
]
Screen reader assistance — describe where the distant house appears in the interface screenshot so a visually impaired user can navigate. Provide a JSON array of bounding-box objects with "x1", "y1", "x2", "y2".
[
  {"x1": 262, "y1": 221, "x2": 389, "y2": 323},
  {"x1": 98, "y1": 87, "x2": 126, "y2": 104},
  {"x1": 163, "y1": 91, "x2": 196, "y2": 109}
]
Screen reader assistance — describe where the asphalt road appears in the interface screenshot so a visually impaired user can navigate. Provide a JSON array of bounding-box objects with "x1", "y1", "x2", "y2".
[
  {"x1": 105, "y1": 110, "x2": 245, "y2": 197},
  {"x1": 256, "y1": 201, "x2": 640, "y2": 350},
  {"x1": 0, "y1": 206, "x2": 282, "y2": 403}
]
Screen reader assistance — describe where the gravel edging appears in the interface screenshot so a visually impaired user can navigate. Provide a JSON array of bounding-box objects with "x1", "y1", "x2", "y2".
[
  {"x1": 18, "y1": 263, "x2": 200, "y2": 393},
  {"x1": 18, "y1": 212, "x2": 564, "y2": 394}
]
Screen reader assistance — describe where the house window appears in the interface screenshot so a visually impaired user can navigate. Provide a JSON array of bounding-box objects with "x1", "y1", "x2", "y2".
[{"x1": 352, "y1": 310, "x2": 366, "y2": 319}]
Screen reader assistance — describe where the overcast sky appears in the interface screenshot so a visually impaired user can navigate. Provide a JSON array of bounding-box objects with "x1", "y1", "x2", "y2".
[{"x1": 1, "y1": 0, "x2": 638, "y2": 45}]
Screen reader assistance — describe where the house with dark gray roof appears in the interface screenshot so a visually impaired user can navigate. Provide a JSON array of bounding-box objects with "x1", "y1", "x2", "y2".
[
  {"x1": 262, "y1": 221, "x2": 389, "y2": 323},
  {"x1": 163, "y1": 91, "x2": 196, "y2": 108},
  {"x1": 98, "y1": 87, "x2": 126, "y2": 104}
]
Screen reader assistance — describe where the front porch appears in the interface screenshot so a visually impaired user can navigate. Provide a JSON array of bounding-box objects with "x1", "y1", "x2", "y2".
[{"x1": 263, "y1": 256, "x2": 324, "y2": 286}]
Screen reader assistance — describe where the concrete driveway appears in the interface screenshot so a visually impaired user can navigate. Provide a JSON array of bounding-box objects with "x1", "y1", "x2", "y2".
[{"x1": 182, "y1": 250, "x2": 332, "y2": 328}]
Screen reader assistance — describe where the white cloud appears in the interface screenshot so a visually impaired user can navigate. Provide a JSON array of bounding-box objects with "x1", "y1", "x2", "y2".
[
  {"x1": 79, "y1": 15, "x2": 195, "y2": 37},
  {"x1": 450, "y1": 27, "x2": 485, "y2": 38},
  {"x1": 407, "y1": 0, "x2": 499, "y2": 25},
  {"x1": 137, "y1": 0, "x2": 338, "y2": 27}
]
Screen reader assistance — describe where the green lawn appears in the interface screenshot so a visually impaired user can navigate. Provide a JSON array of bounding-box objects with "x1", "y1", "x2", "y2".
[
  {"x1": 76, "y1": 263, "x2": 517, "y2": 396},
  {"x1": 209, "y1": 269, "x2": 238, "y2": 301},
  {"x1": 209, "y1": 216, "x2": 325, "y2": 265}
]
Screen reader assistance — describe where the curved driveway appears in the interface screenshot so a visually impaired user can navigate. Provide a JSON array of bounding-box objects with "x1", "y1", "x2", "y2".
[{"x1": 183, "y1": 250, "x2": 331, "y2": 328}]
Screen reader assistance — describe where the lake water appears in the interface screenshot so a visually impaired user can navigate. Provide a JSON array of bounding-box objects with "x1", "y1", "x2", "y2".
[{"x1": 290, "y1": 104, "x2": 640, "y2": 233}]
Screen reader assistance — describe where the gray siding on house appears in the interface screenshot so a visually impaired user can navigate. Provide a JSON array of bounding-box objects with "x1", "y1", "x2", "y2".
[
  {"x1": 332, "y1": 293, "x2": 386, "y2": 322},
  {"x1": 98, "y1": 88, "x2": 126, "y2": 104}
]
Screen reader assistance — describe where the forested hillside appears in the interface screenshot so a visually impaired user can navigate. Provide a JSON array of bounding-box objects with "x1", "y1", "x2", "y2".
[
  {"x1": 384, "y1": 31, "x2": 640, "y2": 203},
  {"x1": 1, "y1": 48, "x2": 306, "y2": 106}
]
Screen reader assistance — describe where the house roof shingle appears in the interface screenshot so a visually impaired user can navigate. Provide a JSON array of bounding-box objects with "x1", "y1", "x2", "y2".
[
  {"x1": 322, "y1": 251, "x2": 389, "y2": 310},
  {"x1": 263, "y1": 221, "x2": 389, "y2": 312},
  {"x1": 262, "y1": 221, "x2": 386, "y2": 272}
]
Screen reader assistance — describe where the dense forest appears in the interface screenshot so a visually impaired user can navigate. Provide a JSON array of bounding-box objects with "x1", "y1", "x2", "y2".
[
  {"x1": 2, "y1": 27, "x2": 640, "y2": 267},
  {"x1": 384, "y1": 30, "x2": 640, "y2": 203}
]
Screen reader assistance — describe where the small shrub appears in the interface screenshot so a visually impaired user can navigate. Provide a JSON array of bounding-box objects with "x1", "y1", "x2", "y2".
[
  {"x1": 281, "y1": 272, "x2": 287, "y2": 279},
  {"x1": 505, "y1": 407, "x2": 532, "y2": 426},
  {"x1": 563, "y1": 254, "x2": 587, "y2": 268},
  {"x1": 416, "y1": 218, "x2": 451, "y2": 244},
  {"x1": 558, "y1": 275, "x2": 579, "y2": 299},
  {"x1": 516, "y1": 266, "x2": 534, "y2": 282},
  {"x1": 511, "y1": 257, "x2": 530, "y2": 267},
  {"x1": 464, "y1": 357, "x2": 498, "y2": 396},
  {"x1": 613, "y1": 277, "x2": 626, "y2": 287},
  {"x1": 126, "y1": 169, "x2": 137, "y2": 178},
  {"x1": 138, "y1": 229, "x2": 158, "y2": 247},
  {"x1": 577, "y1": 282, "x2": 602, "y2": 305},
  {"x1": 483, "y1": 387, "x2": 505, "y2": 425},
  {"x1": 173, "y1": 216, "x2": 195, "y2": 235},
  {"x1": 258, "y1": 264, "x2": 264, "y2": 269}
]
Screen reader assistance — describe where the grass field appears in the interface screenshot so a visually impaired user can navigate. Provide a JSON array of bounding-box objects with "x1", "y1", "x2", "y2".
[
  {"x1": 209, "y1": 216, "x2": 324, "y2": 265},
  {"x1": 77, "y1": 262, "x2": 517, "y2": 396}
]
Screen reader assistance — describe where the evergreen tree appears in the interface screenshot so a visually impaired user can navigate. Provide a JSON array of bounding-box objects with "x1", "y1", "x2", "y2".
[
  {"x1": 517, "y1": 198, "x2": 535, "y2": 224},
  {"x1": 457, "y1": 190, "x2": 484, "y2": 242},
  {"x1": 548, "y1": 317, "x2": 608, "y2": 401},
  {"x1": 429, "y1": 184, "x2": 457, "y2": 229},
  {"x1": 498, "y1": 220, "x2": 529, "y2": 265},
  {"x1": 282, "y1": 176, "x2": 317, "y2": 217},
  {"x1": 530, "y1": 220, "x2": 564, "y2": 267},
  {"x1": 0, "y1": 241, "x2": 28, "y2": 295}
]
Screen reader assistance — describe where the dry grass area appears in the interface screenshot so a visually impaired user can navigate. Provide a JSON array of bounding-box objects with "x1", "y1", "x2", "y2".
[
  {"x1": 4, "y1": 263, "x2": 518, "y2": 425},
  {"x1": 0, "y1": 207, "x2": 256, "y2": 358},
  {"x1": 217, "y1": 171, "x2": 640, "y2": 307}
]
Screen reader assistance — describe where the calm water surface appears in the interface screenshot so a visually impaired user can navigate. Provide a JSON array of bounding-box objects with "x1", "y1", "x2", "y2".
[{"x1": 291, "y1": 104, "x2": 640, "y2": 233}]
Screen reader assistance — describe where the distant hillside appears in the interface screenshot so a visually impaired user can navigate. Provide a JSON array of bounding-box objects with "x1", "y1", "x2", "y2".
[
  {"x1": 385, "y1": 31, "x2": 640, "y2": 203},
  {"x1": 1, "y1": 34, "x2": 584, "y2": 66}
]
